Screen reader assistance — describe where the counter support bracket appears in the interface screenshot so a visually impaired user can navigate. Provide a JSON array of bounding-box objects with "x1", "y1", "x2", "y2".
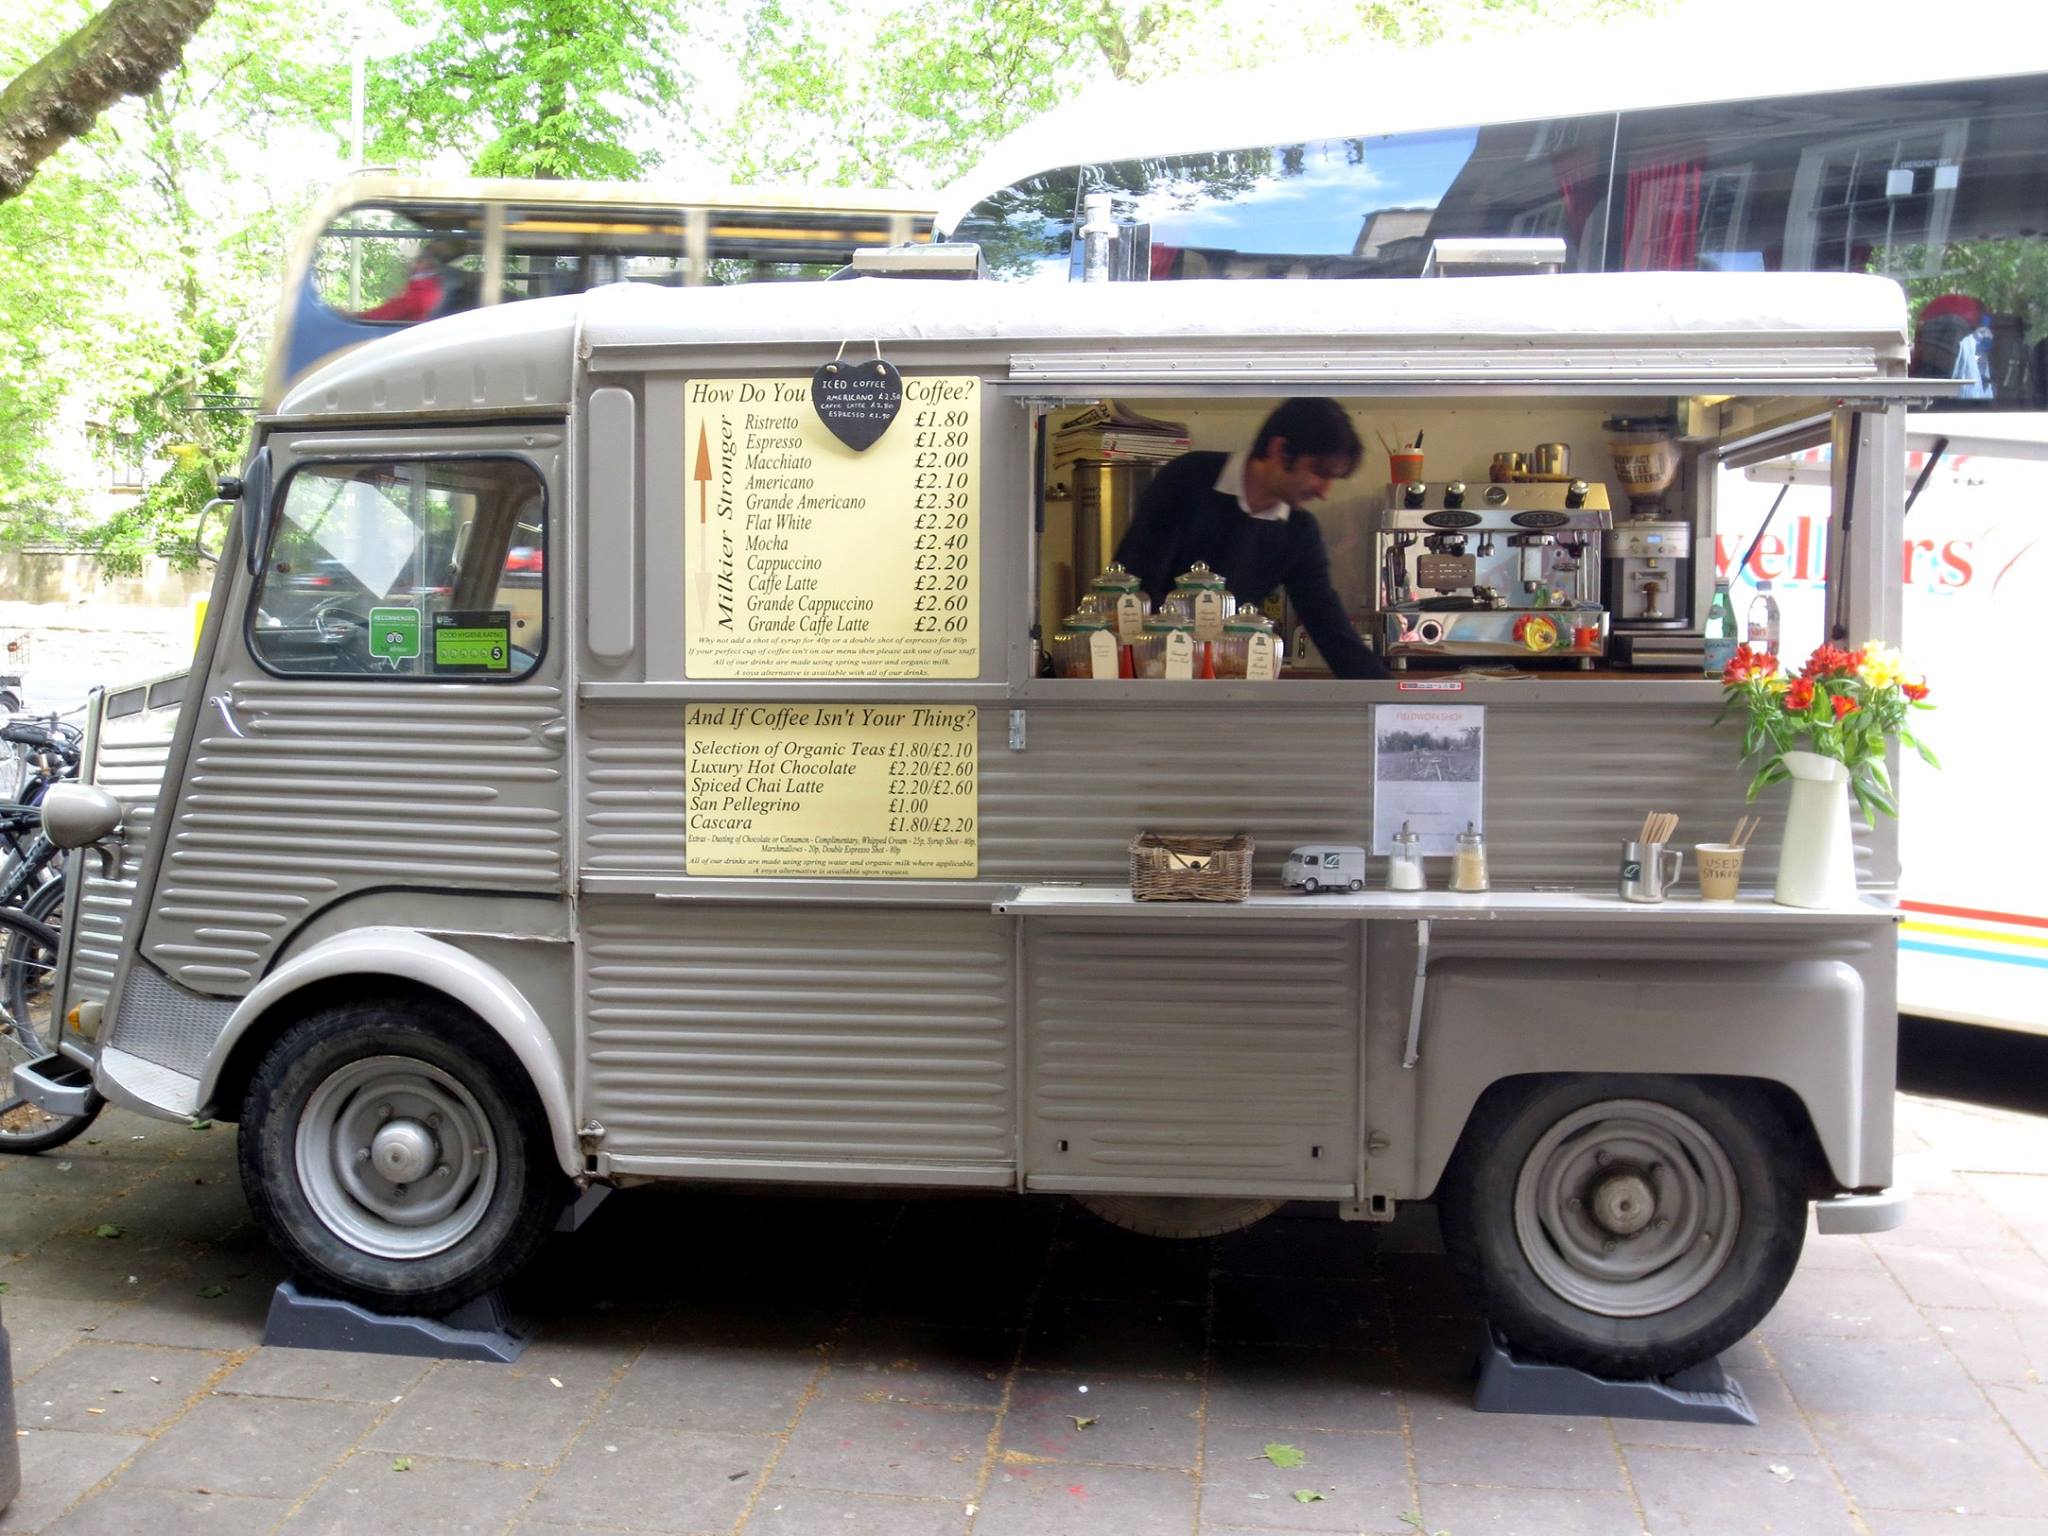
[{"x1": 1402, "y1": 919, "x2": 1431, "y2": 1069}]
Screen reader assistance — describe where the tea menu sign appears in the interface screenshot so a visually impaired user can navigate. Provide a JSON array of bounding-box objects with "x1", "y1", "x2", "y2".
[
  {"x1": 683, "y1": 375, "x2": 981, "y2": 679},
  {"x1": 685, "y1": 703, "x2": 979, "y2": 877}
]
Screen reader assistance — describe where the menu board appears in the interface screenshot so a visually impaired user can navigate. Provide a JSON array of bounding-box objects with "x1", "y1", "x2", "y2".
[
  {"x1": 683, "y1": 376, "x2": 980, "y2": 678},
  {"x1": 685, "y1": 703, "x2": 979, "y2": 877}
]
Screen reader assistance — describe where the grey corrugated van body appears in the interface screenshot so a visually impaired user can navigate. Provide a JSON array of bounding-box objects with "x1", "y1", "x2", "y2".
[{"x1": 32, "y1": 272, "x2": 1913, "y2": 1376}]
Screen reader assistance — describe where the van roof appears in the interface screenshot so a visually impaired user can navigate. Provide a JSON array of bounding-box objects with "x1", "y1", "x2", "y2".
[{"x1": 275, "y1": 271, "x2": 1910, "y2": 420}]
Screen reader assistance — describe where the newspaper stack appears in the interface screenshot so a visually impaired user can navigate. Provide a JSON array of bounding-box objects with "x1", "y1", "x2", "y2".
[{"x1": 1050, "y1": 401, "x2": 1191, "y2": 467}]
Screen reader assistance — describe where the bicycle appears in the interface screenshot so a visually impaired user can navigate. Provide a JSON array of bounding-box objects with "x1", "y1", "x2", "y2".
[{"x1": 0, "y1": 906, "x2": 103, "y2": 1153}]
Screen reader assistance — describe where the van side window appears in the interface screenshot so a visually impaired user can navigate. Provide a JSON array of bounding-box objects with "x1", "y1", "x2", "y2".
[{"x1": 249, "y1": 458, "x2": 547, "y2": 679}]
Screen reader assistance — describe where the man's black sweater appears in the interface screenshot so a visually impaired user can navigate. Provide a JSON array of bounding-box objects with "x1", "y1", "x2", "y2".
[{"x1": 1115, "y1": 451, "x2": 1387, "y2": 679}]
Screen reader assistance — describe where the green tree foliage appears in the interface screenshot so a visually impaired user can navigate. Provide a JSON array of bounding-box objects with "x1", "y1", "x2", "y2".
[
  {"x1": 0, "y1": 0, "x2": 217, "y2": 203},
  {"x1": 365, "y1": 0, "x2": 687, "y2": 179},
  {"x1": 707, "y1": 0, "x2": 1671, "y2": 189},
  {"x1": 0, "y1": 0, "x2": 344, "y2": 565}
]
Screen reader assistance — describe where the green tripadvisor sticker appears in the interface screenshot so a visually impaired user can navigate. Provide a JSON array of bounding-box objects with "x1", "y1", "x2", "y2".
[
  {"x1": 432, "y1": 609, "x2": 512, "y2": 673},
  {"x1": 368, "y1": 606, "x2": 421, "y2": 663}
]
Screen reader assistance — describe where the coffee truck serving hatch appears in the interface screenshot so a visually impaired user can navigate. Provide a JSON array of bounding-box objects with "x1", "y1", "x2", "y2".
[{"x1": 26, "y1": 271, "x2": 1916, "y2": 1380}]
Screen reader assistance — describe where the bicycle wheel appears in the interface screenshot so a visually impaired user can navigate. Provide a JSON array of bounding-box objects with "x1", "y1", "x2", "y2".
[{"x1": 0, "y1": 906, "x2": 100, "y2": 1153}]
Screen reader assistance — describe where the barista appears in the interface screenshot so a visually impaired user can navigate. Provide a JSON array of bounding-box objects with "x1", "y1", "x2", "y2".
[{"x1": 1116, "y1": 398, "x2": 1389, "y2": 679}]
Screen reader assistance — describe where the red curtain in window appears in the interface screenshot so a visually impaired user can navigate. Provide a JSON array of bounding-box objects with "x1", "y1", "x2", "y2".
[
  {"x1": 1624, "y1": 156, "x2": 1703, "y2": 271},
  {"x1": 1551, "y1": 145, "x2": 1601, "y2": 248}
]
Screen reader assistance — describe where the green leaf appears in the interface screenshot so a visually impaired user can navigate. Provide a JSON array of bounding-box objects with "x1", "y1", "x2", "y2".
[
  {"x1": 1069, "y1": 1415, "x2": 1096, "y2": 1430},
  {"x1": 1292, "y1": 1489, "x2": 1326, "y2": 1503},
  {"x1": 92, "y1": 1223, "x2": 124, "y2": 1239},
  {"x1": 1261, "y1": 1443, "x2": 1307, "y2": 1469},
  {"x1": 197, "y1": 1283, "x2": 228, "y2": 1299},
  {"x1": 1901, "y1": 730, "x2": 1940, "y2": 767},
  {"x1": 189, "y1": 1119, "x2": 212, "y2": 1131},
  {"x1": 0, "y1": 1281, "x2": 10, "y2": 1293},
  {"x1": 392, "y1": 1457, "x2": 413, "y2": 1472}
]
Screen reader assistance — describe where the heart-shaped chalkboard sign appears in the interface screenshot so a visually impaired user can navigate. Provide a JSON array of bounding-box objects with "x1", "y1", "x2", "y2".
[{"x1": 811, "y1": 358, "x2": 903, "y2": 451}]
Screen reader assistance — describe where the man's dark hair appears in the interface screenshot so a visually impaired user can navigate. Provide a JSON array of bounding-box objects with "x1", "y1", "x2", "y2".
[{"x1": 1250, "y1": 398, "x2": 1363, "y2": 474}]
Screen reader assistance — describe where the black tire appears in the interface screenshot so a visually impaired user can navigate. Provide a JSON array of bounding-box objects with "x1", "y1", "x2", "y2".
[
  {"x1": 238, "y1": 996, "x2": 564, "y2": 1314},
  {"x1": 1437, "y1": 1074, "x2": 1806, "y2": 1378},
  {"x1": 21, "y1": 871, "x2": 64, "y2": 926},
  {"x1": 1347, "y1": 878, "x2": 1363, "y2": 893},
  {"x1": 1303, "y1": 876, "x2": 1319, "y2": 893},
  {"x1": 1076, "y1": 1193, "x2": 1282, "y2": 1239},
  {"x1": 0, "y1": 906, "x2": 100, "y2": 1154}
]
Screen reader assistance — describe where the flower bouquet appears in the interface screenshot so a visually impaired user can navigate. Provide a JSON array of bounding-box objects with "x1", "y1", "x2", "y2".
[
  {"x1": 1717, "y1": 640, "x2": 1936, "y2": 907},
  {"x1": 1716, "y1": 640, "x2": 1937, "y2": 820}
]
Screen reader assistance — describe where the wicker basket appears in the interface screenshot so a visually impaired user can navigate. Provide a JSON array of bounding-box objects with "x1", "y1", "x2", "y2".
[{"x1": 1129, "y1": 832, "x2": 1254, "y2": 902}]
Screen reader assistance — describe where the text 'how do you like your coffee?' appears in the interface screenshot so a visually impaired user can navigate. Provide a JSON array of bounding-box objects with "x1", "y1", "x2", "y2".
[{"x1": 684, "y1": 375, "x2": 981, "y2": 679}]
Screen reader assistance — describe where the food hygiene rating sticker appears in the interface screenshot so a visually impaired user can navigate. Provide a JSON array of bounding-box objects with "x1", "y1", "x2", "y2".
[{"x1": 432, "y1": 610, "x2": 512, "y2": 673}]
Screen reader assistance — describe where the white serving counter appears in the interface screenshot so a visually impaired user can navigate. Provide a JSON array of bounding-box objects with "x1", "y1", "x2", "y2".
[{"x1": 992, "y1": 885, "x2": 1894, "y2": 925}]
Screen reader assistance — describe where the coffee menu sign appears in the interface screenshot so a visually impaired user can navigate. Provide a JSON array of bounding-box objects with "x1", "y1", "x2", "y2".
[{"x1": 683, "y1": 375, "x2": 981, "y2": 678}]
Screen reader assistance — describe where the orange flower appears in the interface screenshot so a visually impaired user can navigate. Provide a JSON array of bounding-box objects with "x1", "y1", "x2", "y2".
[
  {"x1": 1802, "y1": 644, "x2": 1858, "y2": 679},
  {"x1": 1902, "y1": 679, "x2": 1930, "y2": 702},
  {"x1": 1830, "y1": 694, "x2": 1859, "y2": 720},
  {"x1": 1785, "y1": 676, "x2": 1816, "y2": 710},
  {"x1": 1722, "y1": 644, "x2": 1778, "y2": 685}
]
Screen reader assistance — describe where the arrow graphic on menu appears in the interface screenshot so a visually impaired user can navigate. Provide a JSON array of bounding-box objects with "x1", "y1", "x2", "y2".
[{"x1": 692, "y1": 423, "x2": 713, "y2": 620}]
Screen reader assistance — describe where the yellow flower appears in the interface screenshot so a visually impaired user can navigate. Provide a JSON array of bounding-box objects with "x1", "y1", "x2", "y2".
[
  {"x1": 1765, "y1": 674, "x2": 1791, "y2": 694},
  {"x1": 1857, "y1": 642, "x2": 1904, "y2": 689}
]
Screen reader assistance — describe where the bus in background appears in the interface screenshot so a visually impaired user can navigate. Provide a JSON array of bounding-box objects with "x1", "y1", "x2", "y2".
[
  {"x1": 933, "y1": 12, "x2": 2048, "y2": 1033},
  {"x1": 263, "y1": 176, "x2": 935, "y2": 408}
]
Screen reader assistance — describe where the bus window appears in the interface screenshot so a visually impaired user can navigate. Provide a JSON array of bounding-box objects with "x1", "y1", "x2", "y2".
[
  {"x1": 937, "y1": 168, "x2": 1082, "y2": 283},
  {"x1": 955, "y1": 120, "x2": 1614, "y2": 282},
  {"x1": 250, "y1": 459, "x2": 547, "y2": 680},
  {"x1": 267, "y1": 180, "x2": 938, "y2": 407},
  {"x1": 1615, "y1": 77, "x2": 2048, "y2": 403},
  {"x1": 313, "y1": 205, "x2": 482, "y2": 322}
]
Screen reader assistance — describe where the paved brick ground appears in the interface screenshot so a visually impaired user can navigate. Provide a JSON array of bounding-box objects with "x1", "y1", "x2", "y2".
[{"x1": 4, "y1": 1092, "x2": 2046, "y2": 1535}]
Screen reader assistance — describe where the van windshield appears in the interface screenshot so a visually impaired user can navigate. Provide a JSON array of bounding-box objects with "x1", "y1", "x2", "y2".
[{"x1": 249, "y1": 457, "x2": 547, "y2": 679}]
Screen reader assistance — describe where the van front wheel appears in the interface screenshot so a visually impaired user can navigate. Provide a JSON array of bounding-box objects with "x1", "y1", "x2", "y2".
[
  {"x1": 238, "y1": 998, "x2": 561, "y2": 1315},
  {"x1": 1438, "y1": 1076, "x2": 1805, "y2": 1378}
]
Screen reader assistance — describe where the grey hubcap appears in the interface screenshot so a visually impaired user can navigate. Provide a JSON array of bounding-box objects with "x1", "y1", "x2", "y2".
[
  {"x1": 296, "y1": 1055, "x2": 498, "y2": 1260},
  {"x1": 1512, "y1": 1098, "x2": 1740, "y2": 1319}
]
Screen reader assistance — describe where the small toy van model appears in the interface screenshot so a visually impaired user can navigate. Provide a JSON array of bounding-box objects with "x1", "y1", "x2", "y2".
[{"x1": 1283, "y1": 845, "x2": 1368, "y2": 893}]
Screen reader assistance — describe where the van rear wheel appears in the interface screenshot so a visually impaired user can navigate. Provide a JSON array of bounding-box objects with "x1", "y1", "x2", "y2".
[
  {"x1": 238, "y1": 998, "x2": 561, "y2": 1315},
  {"x1": 1437, "y1": 1075, "x2": 1805, "y2": 1378}
]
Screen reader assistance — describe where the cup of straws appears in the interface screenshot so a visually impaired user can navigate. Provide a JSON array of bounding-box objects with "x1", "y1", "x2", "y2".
[
  {"x1": 1620, "y1": 811, "x2": 1683, "y2": 902},
  {"x1": 1694, "y1": 816, "x2": 1760, "y2": 902}
]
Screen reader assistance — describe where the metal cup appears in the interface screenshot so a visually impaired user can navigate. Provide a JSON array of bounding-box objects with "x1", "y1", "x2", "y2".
[{"x1": 1619, "y1": 840, "x2": 1683, "y2": 903}]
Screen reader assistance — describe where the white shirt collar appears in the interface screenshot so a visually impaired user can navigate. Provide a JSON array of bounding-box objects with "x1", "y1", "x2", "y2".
[{"x1": 1214, "y1": 450, "x2": 1289, "y2": 521}]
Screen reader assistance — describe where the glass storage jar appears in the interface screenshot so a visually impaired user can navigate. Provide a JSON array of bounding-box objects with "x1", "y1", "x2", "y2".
[
  {"x1": 1214, "y1": 607, "x2": 1283, "y2": 679},
  {"x1": 1047, "y1": 597, "x2": 1118, "y2": 678},
  {"x1": 1131, "y1": 613, "x2": 1197, "y2": 679},
  {"x1": 1087, "y1": 562, "x2": 1149, "y2": 673},
  {"x1": 1170, "y1": 563, "x2": 1234, "y2": 679}
]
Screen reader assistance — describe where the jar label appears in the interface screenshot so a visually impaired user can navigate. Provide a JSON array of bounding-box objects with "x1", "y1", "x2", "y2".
[
  {"x1": 1245, "y1": 633, "x2": 1276, "y2": 681},
  {"x1": 1193, "y1": 591, "x2": 1225, "y2": 642},
  {"x1": 1114, "y1": 594, "x2": 1145, "y2": 642},
  {"x1": 1088, "y1": 629, "x2": 1118, "y2": 679},
  {"x1": 1164, "y1": 630, "x2": 1195, "y2": 679}
]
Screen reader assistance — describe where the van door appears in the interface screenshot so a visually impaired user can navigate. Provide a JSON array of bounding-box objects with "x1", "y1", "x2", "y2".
[{"x1": 126, "y1": 435, "x2": 568, "y2": 1017}]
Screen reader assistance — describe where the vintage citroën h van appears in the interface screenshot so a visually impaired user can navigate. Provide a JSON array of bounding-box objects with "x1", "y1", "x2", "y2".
[{"x1": 25, "y1": 266, "x2": 1913, "y2": 1378}]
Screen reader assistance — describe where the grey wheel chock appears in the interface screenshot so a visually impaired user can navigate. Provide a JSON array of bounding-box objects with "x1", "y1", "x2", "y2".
[
  {"x1": 262, "y1": 1280, "x2": 533, "y2": 1363},
  {"x1": 1471, "y1": 1324, "x2": 1756, "y2": 1425}
]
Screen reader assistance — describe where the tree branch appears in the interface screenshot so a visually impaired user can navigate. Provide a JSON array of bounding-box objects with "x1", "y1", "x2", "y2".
[{"x1": 0, "y1": 0, "x2": 218, "y2": 203}]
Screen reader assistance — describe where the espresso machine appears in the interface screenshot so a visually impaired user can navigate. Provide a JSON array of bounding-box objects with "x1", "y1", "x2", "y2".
[{"x1": 1375, "y1": 480, "x2": 1613, "y2": 669}]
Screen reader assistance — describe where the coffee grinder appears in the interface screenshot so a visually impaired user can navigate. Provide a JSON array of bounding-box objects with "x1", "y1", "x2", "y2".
[{"x1": 1601, "y1": 416, "x2": 1692, "y2": 634}]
